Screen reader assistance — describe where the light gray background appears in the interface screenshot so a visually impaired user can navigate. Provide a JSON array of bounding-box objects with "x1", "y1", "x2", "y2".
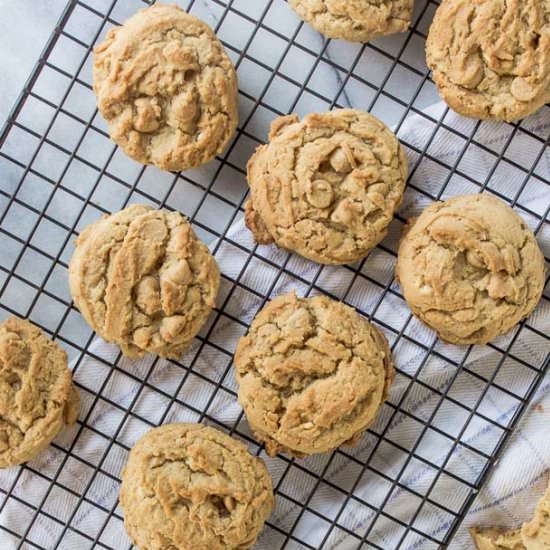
[{"x1": 0, "y1": 0, "x2": 66, "y2": 128}]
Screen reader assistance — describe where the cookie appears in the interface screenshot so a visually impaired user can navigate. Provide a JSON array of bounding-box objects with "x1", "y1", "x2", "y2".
[
  {"x1": 120, "y1": 423, "x2": 274, "y2": 550},
  {"x1": 93, "y1": 3, "x2": 239, "y2": 171},
  {"x1": 288, "y1": 0, "x2": 413, "y2": 43},
  {"x1": 0, "y1": 317, "x2": 79, "y2": 468},
  {"x1": 69, "y1": 204, "x2": 220, "y2": 359},
  {"x1": 470, "y1": 527, "x2": 524, "y2": 550},
  {"x1": 396, "y1": 194, "x2": 545, "y2": 345},
  {"x1": 235, "y1": 292, "x2": 394, "y2": 457},
  {"x1": 245, "y1": 110, "x2": 408, "y2": 265},
  {"x1": 426, "y1": 0, "x2": 550, "y2": 121},
  {"x1": 471, "y1": 479, "x2": 550, "y2": 549}
]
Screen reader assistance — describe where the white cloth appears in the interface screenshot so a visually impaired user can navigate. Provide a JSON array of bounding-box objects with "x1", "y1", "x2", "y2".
[{"x1": 0, "y1": 103, "x2": 548, "y2": 550}]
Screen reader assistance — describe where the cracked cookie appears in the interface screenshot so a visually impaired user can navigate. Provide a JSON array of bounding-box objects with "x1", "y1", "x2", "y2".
[
  {"x1": 0, "y1": 317, "x2": 79, "y2": 468},
  {"x1": 288, "y1": 0, "x2": 413, "y2": 42},
  {"x1": 234, "y1": 292, "x2": 394, "y2": 457},
  {"x1": 396, "y1": 194, "x2": 545, "y2": 345},
  {"x1": 120, "y1": 423, "x2": 274, "y2": 550},
  {"x1": 93, "y1": 3, "x2": 239, "y2": 171},
  {"x1": 471, "y1": 478, "x2": 550, "y2": 549},
  {"x1": 426, "y1": 0, "x2": 550, "y2": 121},
  {"x1": 69, "y1": 204, "x2": 220, "y2": 359},
  {"x1": 245, "y1": 110, "x2": 408, "y2": 265}
]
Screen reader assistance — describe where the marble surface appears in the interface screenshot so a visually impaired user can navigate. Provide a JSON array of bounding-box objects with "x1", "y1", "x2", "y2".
[{"x1": 0, "y1": 0, "x2": 66, "y2": 128}]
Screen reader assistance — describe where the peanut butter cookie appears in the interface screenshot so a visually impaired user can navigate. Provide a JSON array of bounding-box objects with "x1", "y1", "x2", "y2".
[
  {"x1": 288, "y1": 0, "x2": 413, "y2": 42},
  {"x1": 245, "y1": 110, "x2": 408, "y2": 265},
  {"x1": 426, "y1": 0, "x2": 550, "y2": 121},
  {"x1": 120, "y1": 423, "x2": 274, "y2": 550},
  {"x1": 235, "y1": 292, "x2": 394, "y2": 457},
  {"x1": 93, "y1": 3, "x2": 239, "y2": 171},
  {"x1": 69, "y1": 204, "x2": 220, "y2": 359},
  {"x1": 0, "y1": 317, "x2": 79, "y2": 468},
  {"x1": 471, "y1": 479, "x2": 550, "y2": 549},
  {"x1": 396, "y1": 194, "x2": 545, "y2": 345}
]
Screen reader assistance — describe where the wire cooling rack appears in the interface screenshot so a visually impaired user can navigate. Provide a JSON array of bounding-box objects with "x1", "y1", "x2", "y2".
[{"x1": 0, "y1": 0, "x2": 549, "y2": 548}]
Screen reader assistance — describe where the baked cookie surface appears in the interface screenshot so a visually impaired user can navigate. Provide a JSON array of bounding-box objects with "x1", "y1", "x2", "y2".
[
  {"x1": 426, "y1": 0, "x2": 550, "y2": 121},
  {"x1": 245, "y1": 110, "x2": 408, "y2": 265},
  {"x1": 235, "y1": 292, "x2": 394, "y2": 457},
  {"x1": 0, "y1": 317, "x2": 79, "y2": 468},
  {"x1": 396, "y1": 194, "x2": 545, "y2": 345},
  {"x1": 288, "y1": 0, "x2": 413, "y2": 42},
  {"x1": 470, "y1": 527, "x2": 524, "y2": 549},
  {"x1": 471, "y1": 479, "x2": 550, "y2": 549},
  {"x1": 120, "y1": 423, "x2": 274, "y2": 550},
  {"x1": 69, "y1": 204, "x2": 220, "y2": 359},
  {"x1": 93, "y1": 3, "x2": 239, "y2": 171}
]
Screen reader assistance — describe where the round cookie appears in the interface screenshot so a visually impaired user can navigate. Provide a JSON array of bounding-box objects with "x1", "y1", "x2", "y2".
[
  {"x1": 93, "y1": 4, "x2": 239, "y2": 171},
  {"x1": 69, "y1": 204, "x2": 220, "y2": 359},
  {"x1": 396, "y1": 194, "x2": 545, "y2": 345},
  {"x1": 426, "y1": 0, "x2": 550, "y2": 121},
  {"x1": 235, "y1": 292, "x2": 394, "y2": 457},
  {"x1": 0, "y1": 317, "x2": 79, "y2": 468},
  {"x1": 120, "y1": 423, "x2": 274, "y2": 550},
  {"x1": 245, "y1": 110, "x2": 408, "y2": 265},
  {"x1": 288, "y1": 0, "x2": 413, "y2": 43}
]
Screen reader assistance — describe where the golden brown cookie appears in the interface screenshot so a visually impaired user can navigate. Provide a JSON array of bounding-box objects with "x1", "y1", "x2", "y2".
[
  {"x1": 396, "y1": 194, "x2": 545, "y2": 345},
  {"x1": 69, "y1": 204, "x2": 220, "y2": 359},
  {"x1": 93, "y1": 3, "x2": 239, "y2": 171},
  {"x1": 0, "y1": 317, "x2": 79, "y2": 468},
  {"x1": 234, "y1": 292, "x2": 394, "y2": 457},
  {"x1": 245, "y1": 110, "x2": 408, "y2": 265},
  {"x1": 120, "y1": 423, "x2": 274, "y2": 550},
  {"x1": 470, "y1": 527, "x2": 524, "y2": 550},
  {"x1": 288, "y1": 0, "x2": 413, "y2": 42},
  {"x1": 426, "y1": 0, "x2": 550, "y2": 121},
  {"x1": 471, "y1": 479, "x2": 550, "y2": 549}
]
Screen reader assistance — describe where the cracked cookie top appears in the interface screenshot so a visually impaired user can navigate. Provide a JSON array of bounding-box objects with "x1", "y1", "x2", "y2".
[
  {"x1": 426, "y1": 0, "x2": 550, "y2": 121},
  {"x1": 396, "y1": 194, "x2": 545, "y2": 345},
  {"x1": 69, "y1": 204, "x2": 220, "y2": 359},
  {"x1": 288, "y1": 0, "x2": 413, "y2": 42},
  {"x1": 93, "y1": 3, "x2": 239, "y2": 171},
  {"x1": 0, "y1": 317, "x2": 79, "y2": 468},
  {"x1": 245, "y1": 110, "x2": 408, "y2": 265},
  {"x1": 120, "y1": 423, "x2": 274, "y2": 550},
  {"x1": 235, "y1": 293, "x2": 394, "y2": 457}
]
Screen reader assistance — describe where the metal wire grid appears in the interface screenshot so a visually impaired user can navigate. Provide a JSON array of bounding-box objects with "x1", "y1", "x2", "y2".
[{"x1": 0, "y1": 0, "x2": 548, "y2": 548}]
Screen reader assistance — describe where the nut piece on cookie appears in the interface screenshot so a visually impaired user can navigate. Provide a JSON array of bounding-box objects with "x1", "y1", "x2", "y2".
[
  {"x1": 69, "y1": 204, "x2": 220, "y2": 359},
  {"x1": 0, "y1": 317, "x2": 79, "y2": 468},
  {"x1": 426, "y1": 0, "x2": 550, "y2": 121},
  {"x1": 246, "y1": 109, "x2": 408, "y2": 265},
  {"x1": 289, "y1": 0, "x2": 414, "y2": 43},
  {"x1": 120, "y1": 423, "x2": 274, "y2": 550},
  {"x1": 234, "y1": 292, "x2": 394, "y2": 457},
  {"x1": 396, "y1": 194, "x2": 545, "y2": 345},
  {"x1": 93, "y1": 3, "x2": 239, "y2": 171}
]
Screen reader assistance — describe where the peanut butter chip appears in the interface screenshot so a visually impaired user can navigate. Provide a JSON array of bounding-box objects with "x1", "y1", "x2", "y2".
[
  {"x1": 288, "y1": 0, "x2": 413, "y2": 42},
  {"x1": 93, "y1": 4, "x2": 238, "y2": 171},
  {"x1": 397, "y1": 194, "x2": 545, "y2": 345},
  {"x1": 511, "y1": 76, "x2": 539, "y2": 102},
  {"x1": 307, "y1": 180, "x2": 334, "y2": 208},
  {"x1": 235, "y1": 293, "x2": 394, "y2": 457},
  {"x1": 69, "y1": 204, "x2": 220, "y2": 359},
  {"x1": 246, "y1": 110, "x2": 408, "y2": 265},
  {"x1": 120, "y1": 424, "x2": 274, "y2": 550}
]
